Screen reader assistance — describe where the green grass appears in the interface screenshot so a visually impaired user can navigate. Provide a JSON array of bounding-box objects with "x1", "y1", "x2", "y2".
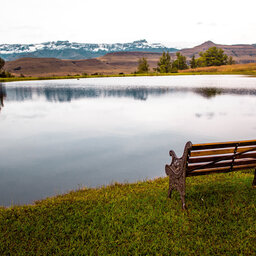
[
  {"x1": 1, "y1": 69, "x2": 256, "y2": 83},
  {"x1": 0, "y1": 171, "x2": 255, "y2": 255},
  {"x1": 0, "y1": 72, "x2": 202, "y2": 83}
]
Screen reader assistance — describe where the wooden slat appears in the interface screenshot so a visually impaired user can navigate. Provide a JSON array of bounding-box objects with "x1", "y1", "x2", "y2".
[
  {"x1": 191, "y1": 139, "x2": 256, "y2": 150},
  {"x1": 190, "y1": 146, "x2": 256, "y2": 157},
  {"x1": 188, "y1": 152, "x2": 256, "y2": 164},
  {"x1": 187, "y1": 159, "x2": 256, "y2": 172},
  {"x1": 187, "y1": 164, "x2": 256, "y2": 176}
]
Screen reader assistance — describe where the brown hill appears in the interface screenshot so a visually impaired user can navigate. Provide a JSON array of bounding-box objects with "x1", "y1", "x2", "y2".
[
  {"x1": 4, "y1": 57, "x2": 114, "y2": 77},
  {"x1": 98, "y1": 52, "x2": 162, "y2": 73},
  {"x1": 179, "y1": 41, "x2": 256, "y2": 63},
  {"x1": 5, "y1": 52, "x2": 163, "y2": 77},
  {"x1": 4, "y1": 41, "x2": 256, "y2": 77}
]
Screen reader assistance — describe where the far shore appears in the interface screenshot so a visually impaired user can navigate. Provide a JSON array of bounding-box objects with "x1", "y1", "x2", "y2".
[{"x1": 1, "y1": 63, "x2": 256, "y2": 83}]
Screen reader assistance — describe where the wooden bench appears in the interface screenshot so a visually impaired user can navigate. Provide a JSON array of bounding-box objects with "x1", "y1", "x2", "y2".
[{"x1": 165, "y1": 140, "x2": 256, "y2": 209}]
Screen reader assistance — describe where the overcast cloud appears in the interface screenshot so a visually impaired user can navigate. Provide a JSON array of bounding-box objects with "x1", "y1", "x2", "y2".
[{"x1": 1, "y1": 0, "x2": 256, "y2": 48}]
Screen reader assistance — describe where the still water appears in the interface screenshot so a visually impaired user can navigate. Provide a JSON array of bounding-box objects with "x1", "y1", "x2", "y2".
[{"x1": 1, "y1": 75, "x2": 256, "y2": 206}]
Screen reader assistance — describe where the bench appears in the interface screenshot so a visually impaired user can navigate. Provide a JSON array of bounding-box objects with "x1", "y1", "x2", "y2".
[{"x1": 165, "y1": 140, "x2": 256, "y2": 209}]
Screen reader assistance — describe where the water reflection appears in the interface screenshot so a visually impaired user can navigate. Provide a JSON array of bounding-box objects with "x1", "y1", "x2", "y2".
[
  {"x1": 195, "y1": 88, "x2": 222, "y2": 98},
  {"x1": 1, "y1": 76, "x2": 256, "y2": 206},
  {"x1": 4, "y1": 85, "x2": 256, "y2": 103},
  {"x1": 0, "y1": 84, "x2": 6, "y2": 112},
  {"x1": 5, "y1": 86, "x2": 170, "y2": 102}
]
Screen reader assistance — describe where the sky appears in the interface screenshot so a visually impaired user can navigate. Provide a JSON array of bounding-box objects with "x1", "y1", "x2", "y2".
[{"x1": 1, "y1": 0, "x2": 256, "y2": 48}]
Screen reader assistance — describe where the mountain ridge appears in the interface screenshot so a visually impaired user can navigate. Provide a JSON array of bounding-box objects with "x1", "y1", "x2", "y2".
[
  {"x1": 0, "y1": 40, "x2": 178, "y2": 61},
  {"x1": 4, "y1": 41, "x2": 256, "y2": 77}
]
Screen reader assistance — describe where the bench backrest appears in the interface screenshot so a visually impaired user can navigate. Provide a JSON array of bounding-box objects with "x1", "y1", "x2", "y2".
[{"x1": 186, "y1": 139, "x2": 256, "y2": 176}]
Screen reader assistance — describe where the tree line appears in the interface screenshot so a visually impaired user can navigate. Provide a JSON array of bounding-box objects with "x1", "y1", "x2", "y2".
[{"x1": 137, "y1": 47, "x2": 235, "y2": 74}]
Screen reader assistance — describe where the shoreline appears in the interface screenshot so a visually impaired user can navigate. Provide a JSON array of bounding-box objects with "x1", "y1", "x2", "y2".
[{"x1": 1, "y1": 70, "x2": 256, "y2": 83}]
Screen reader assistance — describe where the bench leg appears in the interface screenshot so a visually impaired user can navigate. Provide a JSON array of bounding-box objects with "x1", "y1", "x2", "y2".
[
  {"x1": 253, "y1": 169, "x2": 256, "y2": 188},
  {"x1": 177, "y1": 181, "x2": 186, "y2": 210},
  {"x1": 166, "y1": 165, "x2": 187, "y2": 210},
  {"x1": 165, "y1": 142, "x2": 192, "y2": 210}
]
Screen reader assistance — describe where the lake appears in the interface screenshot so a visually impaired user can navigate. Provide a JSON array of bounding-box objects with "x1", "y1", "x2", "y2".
[{"x1": 1, "y1": 75, "x2": 256, "y2": 206}]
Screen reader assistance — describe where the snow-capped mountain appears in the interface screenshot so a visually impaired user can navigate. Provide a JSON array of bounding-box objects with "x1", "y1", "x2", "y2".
[{"x1": 0, "y1": 39, "x2": 178, "y2": 60}]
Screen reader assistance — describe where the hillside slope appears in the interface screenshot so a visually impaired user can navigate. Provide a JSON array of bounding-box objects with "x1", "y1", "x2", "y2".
[
  {"x1": 180, "y1": 41, "x2": 256, "y2": 63},
  {"x1": 5, "y1": 52, "x2": 163, "y2": 76},
  {"x1": 4, "y1": 41, "x2": 256, "y2": 77}
]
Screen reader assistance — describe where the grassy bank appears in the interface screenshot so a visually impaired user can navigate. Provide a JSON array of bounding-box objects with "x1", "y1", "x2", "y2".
[
  {"x1": 179, "y1": 63, "x2": 256, "y2": 76},
  {"x1": 1, "y1": 63, "x2": 256, "y2": 83},
  {"x1": 0, "y1": 72, "x2": 219, "y2": 83},
  {"x1": 0, "y1": 171, "x2": 255, "y2": 255}
]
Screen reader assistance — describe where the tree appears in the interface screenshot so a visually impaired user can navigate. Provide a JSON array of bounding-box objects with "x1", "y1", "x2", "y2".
[
  {"x1": 0, "y1": 58, "x2": 5, "y2": 71},
  {"x1": 190, "y1": 55, "x2": 197, "y2": 69},
  {"x1": 199, "y1": 47, "x2": 228, "y2": 66},
  {"x1": 156, "y1": 51, "x2": 172, "y2": 73},
  {"x1": 137, "y1": 57, "x2": 149, "y2": 73},
  {"x1": 227, "y1": 56, "x2": 235, "y2": 65},
  {"x1": 0, "y1": 57, "x2": 13, "y2": 78},
  {"x1": 172, "y1": 52, "x2": 188, "y2": 70}
]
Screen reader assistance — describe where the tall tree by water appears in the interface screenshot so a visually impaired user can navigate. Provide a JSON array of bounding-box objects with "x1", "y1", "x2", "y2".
[
  {"x1": 198, "y1": 47, "x2": 228, "y2": 66},
  {"x1": 190, "y1": 55, "x2": 197, "y2": 68},
  {"x1": 156, "y1": 52, "x2": 172, "y2": 73},
  {"x1": 172, "y1": 52, "x2": 188, "y2": 70},
  {"x1": 137, "y1": 58, "x2": 149, "y2": 73}
]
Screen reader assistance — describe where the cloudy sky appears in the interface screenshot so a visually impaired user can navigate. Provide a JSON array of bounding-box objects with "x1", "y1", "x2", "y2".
[{"x1": 1, "y1": 0, "x2": 256, "y2": 48}]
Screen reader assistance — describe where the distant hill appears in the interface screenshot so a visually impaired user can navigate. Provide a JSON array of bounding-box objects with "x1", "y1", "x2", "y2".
[
  {"x1": 179, "y1": 41, "x2": 256, "y2": 63},
  {"x1": 4, "y1": 52, "x2": 163, "y2": 77},
  {"x1": 0, "y1": 40, "x2": 178, "y2": 61},
  {"x1": 4, "y1": 41, "x2": 256, "y2": 77}
]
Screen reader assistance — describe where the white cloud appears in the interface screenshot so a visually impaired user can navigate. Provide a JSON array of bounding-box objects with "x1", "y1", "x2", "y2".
[{"x1": 1, "y1": 0, "x2": 256, "y2": 47}]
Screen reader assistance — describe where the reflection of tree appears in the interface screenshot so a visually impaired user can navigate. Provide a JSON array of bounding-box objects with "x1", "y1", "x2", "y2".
[
  {"x1": 195, "y1": 87, "x2": 222, "y2": 98},
  {"x1": 41, "y1": 87, "x2": 154, "y2": 101},
  {"x1": 3, "y1": 85, "x2": 256, "y2": 103},
  {"x1": 5, "y1": 87, "x2": 171, "y2": 102},
  {"x1": 0, "y1": 84, "x2": 7, "y2": 113},
  {"x1": 4, "y1": 87, "x2": 32, "y2": 101}
]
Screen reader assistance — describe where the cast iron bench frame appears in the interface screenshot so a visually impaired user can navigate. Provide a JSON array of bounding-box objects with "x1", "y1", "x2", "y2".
[{"x1": 165, "y1": 140, "x2": 256, "y2": 209}]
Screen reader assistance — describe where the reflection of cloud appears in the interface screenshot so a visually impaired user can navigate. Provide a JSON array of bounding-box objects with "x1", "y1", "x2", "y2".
[
  {"x1": 10, "y1": 25, "x2": 40, "y2": 31},
  {"x1": 206, "y1": 112, "x2": 214, "y2": 119},
  {"x1": 196, "y1": 22, "x2": 217, "y2": 26},
  {"x1": 195, "y1": 112, "x2": 215, "y2": 119},
  {"x1": 19, "y1": 114, "x2": 46, "y2": 119}
]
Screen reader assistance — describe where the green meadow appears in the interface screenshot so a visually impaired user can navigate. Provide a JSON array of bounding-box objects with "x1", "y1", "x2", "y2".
[{"x1": 0, "y1": 171, "x2": 255, "y2": 255}]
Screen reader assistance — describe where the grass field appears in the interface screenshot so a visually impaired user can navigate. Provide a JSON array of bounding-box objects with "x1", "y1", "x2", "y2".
[
  {"x1": 179, "y1": 63, "x2": 256, "y2": 76},
  {"x1": 0, "y1": 171, "x2": 255, "y2": 255},
  {"x1": 1, "y1": 63, "x2": 256, "y2": 83}
]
